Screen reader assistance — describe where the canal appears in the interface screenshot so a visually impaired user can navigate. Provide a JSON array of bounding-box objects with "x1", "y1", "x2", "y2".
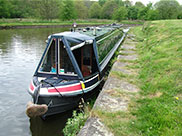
[{"x1": 0, "y1": 27, "x2": 73, "y2": 136}]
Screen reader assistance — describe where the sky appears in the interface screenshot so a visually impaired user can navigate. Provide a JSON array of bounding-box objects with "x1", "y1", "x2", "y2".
[{"x1": 128, "y1": 0, "x2": 182, "y2": 5}]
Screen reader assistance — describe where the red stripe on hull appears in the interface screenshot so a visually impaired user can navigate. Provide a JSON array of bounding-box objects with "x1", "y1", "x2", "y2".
[
  {"x1": 30, "y1": 82, "x2": 34, "y2": 91},
  {"x1": 48, "y1": 84, "x2": 82, "y2": 93}
]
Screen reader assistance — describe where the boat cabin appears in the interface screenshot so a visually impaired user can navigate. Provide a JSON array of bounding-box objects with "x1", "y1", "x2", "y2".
[{"x1": 35, "y1": 32, "x2": 100, "y2": 80}]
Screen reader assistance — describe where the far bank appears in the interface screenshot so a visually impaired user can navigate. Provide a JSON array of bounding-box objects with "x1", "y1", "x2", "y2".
[{"x1": 0, "y1": 19, "x2": 144, "y2": 29}]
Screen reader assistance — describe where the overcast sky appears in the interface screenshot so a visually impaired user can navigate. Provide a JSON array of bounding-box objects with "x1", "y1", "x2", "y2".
[{"x1": 129, "y1": 0, "x2": 182, "y2": 5}]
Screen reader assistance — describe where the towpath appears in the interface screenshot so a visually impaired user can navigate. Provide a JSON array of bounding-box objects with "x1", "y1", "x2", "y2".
[{"x1": 78, "y1": 30, "x2": 140, "y2": 136}]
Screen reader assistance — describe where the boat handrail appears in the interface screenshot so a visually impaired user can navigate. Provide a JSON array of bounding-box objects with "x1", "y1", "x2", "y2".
[
  {"x1": 70, "y1": 42, "x2": 85, "y2": 51},
  {"x1": 96, "y1": 29, "x2": 121, "y2": 44},
  {"x1": 70, "y1": 39, "x2": 93, "y2": 51}
]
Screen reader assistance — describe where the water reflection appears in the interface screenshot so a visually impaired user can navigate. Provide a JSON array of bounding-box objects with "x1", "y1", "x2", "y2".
[
  {"x1": 30, "y1": 111, "x2": 73, "y2": 136},
  {"x1": 0, "y1": 27, "x2": 69, "y2": 136}
]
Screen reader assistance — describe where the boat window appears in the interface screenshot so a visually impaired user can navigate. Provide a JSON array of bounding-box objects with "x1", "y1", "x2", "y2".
[
  {"x1": 39, "y1": 39, "x2": 56, "y2": 73},
  {"x1": 73, "y1": 44, "x2": 98, "y2": 77},
  {"x1": 59, "y1": 41, "x2": 76, "y2": 75},
  {"x1": 83, "y1": 45, "x2": 91, "y2": 65}
]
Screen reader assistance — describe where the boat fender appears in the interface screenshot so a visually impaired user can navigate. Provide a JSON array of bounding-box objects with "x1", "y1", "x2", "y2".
[
  {"x1": 26, "y1": 101, "x2": 48, "y2": 118},
  {"x1": 98, "y1": 74, "x2": 100, "y2": 81},
  {"x1": 80, "y1": 81, "x2": 85, "y2": 90}
]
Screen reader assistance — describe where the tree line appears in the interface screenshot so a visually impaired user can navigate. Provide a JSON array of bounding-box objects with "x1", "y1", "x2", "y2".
[{"x1": 0, "y1": 0, "x2": 182, "y2": 21}]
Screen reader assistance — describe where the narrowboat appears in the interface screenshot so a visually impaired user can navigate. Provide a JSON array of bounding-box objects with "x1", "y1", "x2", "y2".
[{"x1": 26, "y1": 25, "x2": 128, "y2": 118}]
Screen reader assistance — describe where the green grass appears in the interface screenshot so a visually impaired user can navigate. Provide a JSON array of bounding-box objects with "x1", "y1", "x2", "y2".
[
  {"x1": 93, "y1": 109, "x2": 139, "y2": 136},
  {"x1": 91, "y1": 20, "x2": 182, "y2": 136},
  {"x1": 0, "y1": 18, "x2": 144, "y2": 27},
  {"x1": 0, "y1": 18, "x2": 115, "y2": 26},
  {"x1": 131, "y1": 20, "x2": 182, "y2": 136},
  {"x1": 119, "y1": 20, "x2": 144, "y2": 25}
]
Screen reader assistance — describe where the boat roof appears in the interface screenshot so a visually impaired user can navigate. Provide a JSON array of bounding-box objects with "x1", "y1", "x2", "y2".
[
  {"x1": 48, "y1": 25, "x2": 122, "y2": 44},
  {"x1": 51, "y1": 32, "x2": 94, "y2": 44},
  {"x1": 79, "y1": 27, "x2": 114, "y2": 38}
]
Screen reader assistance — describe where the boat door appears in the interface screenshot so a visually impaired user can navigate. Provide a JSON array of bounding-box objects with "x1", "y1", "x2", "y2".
[{"x1": 81, "y1": 45, "x2": 92, "y2": 77}]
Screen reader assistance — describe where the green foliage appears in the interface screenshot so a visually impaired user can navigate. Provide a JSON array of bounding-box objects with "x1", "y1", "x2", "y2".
[
  {"x1": 155, "y1": 0, "x2": 180, "y2": 19},
  {"x1": 112, "y1": 6, "x2": 128, "y2": 21},
  {"x1": 145, "y1": 9, "x2": 159, "y2": 20},
  {"x1": 0, "y1": 0, "x2": 10, "y2": 18},
  {"x1": 63, "y1": 111, "x2": 88, "y2": 136},
  {"x1": 135, "y1": 1, "x2": 145, "y2": 9},
  {"x1": 0, "y1": 0, "x2": 182, "y2": 21},
  {"x1": 177, "y1": 6, "x2": 182, "y2": 19},
  {"x1": 75, "y1": 0, "x2": 88, "y2": 19},
  {"x1": 114, "y1": 0, "x2": 124, "y2": 6},
  {"x1": 123, "y1": 0, "x2": 132, "y2": 8},
  {"x1": 101, "y1": 0, "x2": 118, "y2": 19},
  {"x1": 89, "y1": 2, "x2": 101, "y2": 19},
  {"x1": 137, "y1": 3, "x2": 152, "y2": 20},
  {"x1": 98, "y1": 0, "x2": 107, "y2": 6},
  {"x1": 36, "y1": 0, "x2": 59, "y2": 20},
  {"x1": 60, "y1": 0, "x2": 77, "y2": 21},
  {"x1": 127, "y1": 6, "x2": 138, "y2": 20},
  {"x1": 8, "y1": 0, "x2": 35, "y2": 18}
]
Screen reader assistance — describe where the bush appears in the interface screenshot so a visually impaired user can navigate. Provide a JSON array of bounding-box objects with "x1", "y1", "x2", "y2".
[
  {"x1": 63, "y1": 110, "x2": 88, "y2": 136},
  {"x1": 112, "y1": 6, "x2": 128, "y2": 21}
]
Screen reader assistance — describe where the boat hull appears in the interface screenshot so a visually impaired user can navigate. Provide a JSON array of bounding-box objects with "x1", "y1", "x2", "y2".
[
  {"x1": 29, "y1": 74, "x2": 101, "y2": 118},
  {"x1": 37, "y1": 84, "x2": 100, "y2": 118}
]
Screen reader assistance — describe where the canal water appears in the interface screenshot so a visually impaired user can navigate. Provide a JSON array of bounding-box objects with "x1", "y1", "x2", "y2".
[{"x1": 0, "y1": 27, "x2": 73, "y2": 136}]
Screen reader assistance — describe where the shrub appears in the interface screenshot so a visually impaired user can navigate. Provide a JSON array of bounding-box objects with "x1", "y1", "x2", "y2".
[{"x1": 63, "y1": 110, "x2": 88, "y2": 136}]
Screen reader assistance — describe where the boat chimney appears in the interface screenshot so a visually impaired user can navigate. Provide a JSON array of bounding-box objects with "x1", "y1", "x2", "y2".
[
  {"x1": 72, "y1": 22, "x2": 77, "y2": 32},
  {"x1": 93, "y1": 27, "x2": 97, "y2": 36}
]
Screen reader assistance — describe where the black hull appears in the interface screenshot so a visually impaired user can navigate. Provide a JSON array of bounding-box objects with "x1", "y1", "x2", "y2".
[{"x1": 38, "y1": 85, "x2": 100, "y2": 118}]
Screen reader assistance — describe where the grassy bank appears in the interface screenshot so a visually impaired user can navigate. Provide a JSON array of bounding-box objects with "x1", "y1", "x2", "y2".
[
  {"x1": 89, "y1": 20, "x2": 182, "y2": 136},
  {"x1": 133, "y1": 20, "x2": 182, "y2": 135},
  {"x1": 0, "y1": 19, "x2": 113, "y2": 26},
  {"x1": 0, "y1": 18, "x2": 143, "y2": 27}
]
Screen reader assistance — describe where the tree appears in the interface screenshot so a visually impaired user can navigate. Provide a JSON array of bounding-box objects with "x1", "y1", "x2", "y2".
[
  {"x1": 135, "y1": 1, "x2": 145, "y2": 9},
  {"x1": 138, "y1": 3, "x2": 152, "y2": 20},
  {"x1": 146, "y1": 9, "x2": 159, "y2": 20},
  {"x1": 155, "y1": 0, "x2": 180, "y2": 19},
  {"x1": 0, "y1": 0, "x2": 10, "y2": 18},
  {"x1": 36, "y1": 0, "x2": 59, "y2": 20},
  {"x1": 113, "y1": 6, "x2": 127, "y2": 21},
  {"x1": 75, "y1": 0, "x2": 88, "y2": 19},
  {"x1": 61, "y1": 0, "x2": 76, "y2": 20},
  {"x1": 98, "y1": 0, "x2": 107, "y2": 6},
  {"x1": 177, "y1": 6, "x2": 182, "y2": 19},
  {"x1": 8, "y1": 0, "x2": 35, "y2": 18},
  {"x1": 89, "y1": 2, "x2": 101, "y2": 19},
  {"x1": 84, "y1": 0, "x2": 94, "y2": 8},
  {"x1": 114, "y1": 0, "x2": 124, "y2": 6},
  {"x1": 127, "y1": 6, "x2": 138, "y2": 20},
  {"x1": 123, "y1": 0, "x2": 132, "y2": 8},
  {"x1": 101, "y1": 0, "x2": 118, "y2": 19}
]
